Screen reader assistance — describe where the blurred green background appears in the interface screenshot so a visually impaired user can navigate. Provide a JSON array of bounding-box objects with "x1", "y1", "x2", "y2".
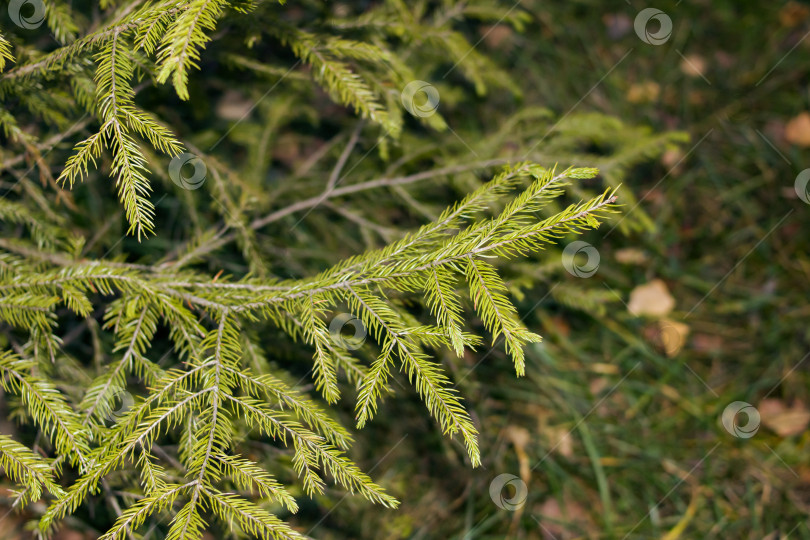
[{"x1": 324, "y1": 2, "x2": 810, "y2": 538}]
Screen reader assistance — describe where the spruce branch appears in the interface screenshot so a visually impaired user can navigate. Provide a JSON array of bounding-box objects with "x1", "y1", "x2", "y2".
[
  {"x1": 0, "y1": 3, "x2": 660, "y2": 535},
  {"x1": 0, "y1": 434, "x2": 64, "y2": 507}
]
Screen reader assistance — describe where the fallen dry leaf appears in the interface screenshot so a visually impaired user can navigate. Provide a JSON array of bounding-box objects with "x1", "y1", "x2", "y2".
[
  {"x1": 545, "y1": 425, "x2": 574, "y2": 458},
  {"x1": 680, "y1": 54, "x2": 708, "y2": 79},
  {"x1": 661, "y1": 148, "x2": 686, "y2": 175},
  {"x1": 538, "y1": 498, "x2": 566, "y2": 540},
  {"x1": 590, "y1": 363, "x2": 620, "y2": 375},
  {"x1": 549, "y1": 315, "x2": 571, "y2": 337},
  {"x1": 714, "y1": 51, "x2": 736, "y2": 69},
  {"x1": 640, "y1": 186, "x2": 666, "y2": 205},
  {"x1": 505, "y1": 425, "x2": 531, "y2": 488},
  {"x1": 688, "y1": 90, "x2": 707, "y2": 106},
  {"x1": 798, "y1": 465, "x2": 810, "y2": 485},
  {"x1": 480, "y1": 24, "x2": 514, "y2": 48},
  {"x1": 505, "y1": 424, "x2": 530, "y2": 449},
  {"x1": 659, "y1": 318, "x2": 690, "y2": 357},
  {"x1": 780, "y1": 2, "x2": 810, "y2": 27},
  {"x1": 692, "y1": 333, "x2": 724, "y2": 353},
  {"x1": 659, "y1": 384, "x2": 682, "y2": 402},
  {"x1": 216, "y1": 89, "x2": 254, "y2": 121},
  {"x1": 627, "y1": 81, "x2": 660, "y2": 104},
  {"x1": 536, "y1": 496, "x2": 592, "y2": 539},
  {"x1": 785, "y1": 112, "x2": 810, "y2": 147},
  {"x1": 628, "y1": 279, "x2": 675, "y2": 317},
  {"x1": 764, "y1": 119, "x2": 788, "y2": 147},
  {"x1": 603, "y1": 13, "x2": 632, "y2": 40},
  {"x1": 758, "y1": 399, "x2": 810, "y2": 437},
  {"x1": 589, "y1": 377, "x2": 610, "y2": 396},
  {"x1": 615, "y1": 247, "x2": 648, "y2": 265}
]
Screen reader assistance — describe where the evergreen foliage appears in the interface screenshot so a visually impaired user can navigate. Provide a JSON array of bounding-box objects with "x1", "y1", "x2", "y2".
[{"x1": 0, "y1": 1, "x2": 684, "y2": 537}]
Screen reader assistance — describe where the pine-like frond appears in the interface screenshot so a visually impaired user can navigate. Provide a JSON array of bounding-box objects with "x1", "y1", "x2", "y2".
[
  {"x1": 96, "y1": 35, "x2": 155, "y2": 238},
  {"x1": 45, "y1": 0, "x2": 80, "y2": 44},
  {"x1": 58, "y1": 30, "x2": 182, "y2": 239},
  {"x1": 100, "y1": 482, "x2": 189, "y2": 540},
  {"x1": 217, "y1": 452, "x2": 298, "y2": 512},
  {"x1": 299, "y1": 295, "x2": 340, "y2": 403},
  {"x1": 204, "y1": 487, "x2": 307, "y2": 540},
  {"x1": 0, "y1": 2, "x2": 650, "y2": 535},
  {"x1": 348, "y1": 286, "x2": 481, "y2": 464},
  {"x1": 227, "y1": 366, "x2": 352, "y2": 449},
  {"x1": 0, "y1": 434, "x2": 64, "y2": 507},
  {"x1": 20, "y1": 161, "x2": 617, "y2": 537},
  {"x1": 277, "y1": 28, "x2": 400, "y2": 136},
  {"x1": 0, "y1": 351, "x2": 90, "y2": 468},
  {"x1": 0, "y1": 33, "x2": 13, "y2": 72},
  {"x1": 465, "y1": 257, "x2": 540, "y2": 377},
  {"x1": 424, "y1": 266, "x2": 466, "y2": 356},
  {"x1": 156, "y1": 0, "x2": 229, "y2": 100}
]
